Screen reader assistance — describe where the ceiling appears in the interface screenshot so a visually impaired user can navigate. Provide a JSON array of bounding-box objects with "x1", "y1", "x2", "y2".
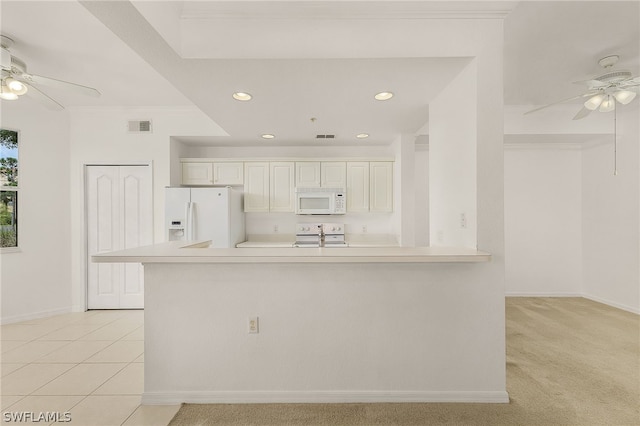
[{"x1": 1, "y1": 1, "x2": 638, "y2": 146}]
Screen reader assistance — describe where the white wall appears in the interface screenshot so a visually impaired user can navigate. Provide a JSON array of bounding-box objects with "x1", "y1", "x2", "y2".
[
  {"x1": 504, "y1": 142, "x2": 583, "y2": 296},
  {"x1": 582, "y1": 106, "x2": 640, "y2": 313},
  {"x1": 414, "y1": 145, "x2": 429, "y2": 246},
  {"x1": 68, "y1": 106, "x2": 225, "y2": 312},
  {"x1": 429, "y1": 59, "x2": 477, "y2": 248},
  {"x1": 1, "y1": 102, "x2": 72, "y2": 323},
  {"x1": 503, "y1": 103, "x2": 639, "y2": 313}
]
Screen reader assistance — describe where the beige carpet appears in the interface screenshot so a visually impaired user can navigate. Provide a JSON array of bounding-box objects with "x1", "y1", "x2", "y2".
[{"x1": 169, "y1": 297, "x2": 640, "y2": 425}]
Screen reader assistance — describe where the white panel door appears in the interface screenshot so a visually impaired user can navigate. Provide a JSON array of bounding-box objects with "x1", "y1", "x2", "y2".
[
  {"x1": 119, "y1": 166, "x2": 153, "y2": 308},
  {"x1": 243, "y1": 162, "x2": 270, "y2": 212},
  {"x1": 87, "y1": 166, "x2": 120, "y2": 309},
  {"x1": 182, "y1": 162, "x2": 213, "y2": 185},
  {"x1": 270, "y1": 162, "x2": 295, "y2": 212},
  {"x1": 346, "y1": 162, "x2": 370, "y2": 212},
  {"x1": 370, "y1": 162, "x2": 393, "y2": 213},
  {"x1": 87, "y1": 165, "x2": 152, "y2": 309},
  {"x1": 213, "y1": 162, "x2": 244, "y2": 185},
  {"x1": 295, "y1": 162, "x2": 321, "y2": 188},
  {"x1": 321, "y1": 162, "x2": 346, "y2": 188}
]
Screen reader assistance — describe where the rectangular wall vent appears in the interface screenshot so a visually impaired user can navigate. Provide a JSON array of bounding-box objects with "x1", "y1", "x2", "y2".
[
  {"x1": 128, "y1": 120, "x2": 152, "y2": 133},
  {"x1": 316, "y1": 134, "x2": 335, "y2": 139}
]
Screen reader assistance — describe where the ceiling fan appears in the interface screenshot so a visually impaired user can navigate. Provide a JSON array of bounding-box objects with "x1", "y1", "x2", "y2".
[
  {"x1": 525, "y1": 55, "x2": 640, "y2": 120},
  {"x1": 0, "y1": 35, "x2": 100, "y2": 110}
]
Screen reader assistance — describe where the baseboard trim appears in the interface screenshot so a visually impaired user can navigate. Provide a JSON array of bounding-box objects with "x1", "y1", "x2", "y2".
[
  {"x1": 142, "y1": 390, "x2": 510, "y2": 405},
  {"x1": 582, "y1": 294, "x2": 640, "y2": 315},
  {"x1": 506, "y1": 293, "x2": 581, "y2": 297},
  {"x1": 1, "y1": 306, "x2": 74, "y2": 325}
]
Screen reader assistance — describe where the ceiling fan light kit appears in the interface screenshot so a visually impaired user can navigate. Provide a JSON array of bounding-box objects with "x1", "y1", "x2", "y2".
[
  {"x1": 0, "y1": 79, "x2": 18, "y2": 100},
  {"x1": 524, "y1": 54, "x2": 639, "y2": 176},
  {"x1": 0, "y1": 34, "x2": 101, "y2": 109}
]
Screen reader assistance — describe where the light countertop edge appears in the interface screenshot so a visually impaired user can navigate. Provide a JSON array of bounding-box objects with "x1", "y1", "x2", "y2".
[{"x1": 92, "y1": 241, "x2": 491, "y2": 264}]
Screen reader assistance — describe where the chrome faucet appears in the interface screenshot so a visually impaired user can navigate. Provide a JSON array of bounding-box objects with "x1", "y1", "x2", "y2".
[{"x1": 317, "y1": 224, "x2": 325, "y2": 247}]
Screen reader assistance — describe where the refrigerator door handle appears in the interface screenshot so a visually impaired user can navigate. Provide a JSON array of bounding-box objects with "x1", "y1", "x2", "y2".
[
  {"x1": 189, "y1": 201, "x2": 196, "y2": 240},
  {"x1": 185, "y1": 202, "x2": 192, "y2": 241}
]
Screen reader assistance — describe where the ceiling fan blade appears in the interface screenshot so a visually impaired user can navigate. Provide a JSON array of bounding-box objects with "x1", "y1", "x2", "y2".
[
  {"x1": 23, "y1": 82, "x2": 64, "y2": 110},
  {"x1": 572, "y1": 106, "x2": 592, "y2": 120},
  {"x1": 20, "y1": 73, "x2": 100, "y2": 97},
  {"x1": 524, "y1": 93, "x2": 592, "y2": 115},
  {"x1": 618, "y1": 79, "x2": 640, "y2": 90},
  {"x1": 573, "y1": 79, "x2": 608, "y2": 88}
]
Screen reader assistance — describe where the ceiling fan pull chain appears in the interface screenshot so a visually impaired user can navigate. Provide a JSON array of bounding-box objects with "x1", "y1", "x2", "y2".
[{"x1": 613, "y1": 103, "x2": 618, "y2": 176}]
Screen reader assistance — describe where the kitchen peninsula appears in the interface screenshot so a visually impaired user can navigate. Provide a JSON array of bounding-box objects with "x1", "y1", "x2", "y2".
[{"x1": 93, "y1": 242, "x2": 508, "y2": 405}]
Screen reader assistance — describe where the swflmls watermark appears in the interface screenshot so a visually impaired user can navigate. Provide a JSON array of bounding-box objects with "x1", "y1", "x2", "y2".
[{"x1": 3, "y1": 411, "x2": 72, "y2": 423}]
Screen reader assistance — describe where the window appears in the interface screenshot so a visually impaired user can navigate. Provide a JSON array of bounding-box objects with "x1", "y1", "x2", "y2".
[{"x1": 0, "y1": 129, "x2": 18, "y2": 249}]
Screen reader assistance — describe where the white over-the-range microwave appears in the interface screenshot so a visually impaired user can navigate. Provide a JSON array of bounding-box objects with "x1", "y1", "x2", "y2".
[{"x1": 295, "y1": 187, "x2": 346, "y2": 215}]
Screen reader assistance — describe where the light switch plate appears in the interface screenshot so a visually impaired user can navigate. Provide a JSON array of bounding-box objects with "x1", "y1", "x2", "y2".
[{"x1": 248, "y1": 317, "x2": 259, "y2": 334}]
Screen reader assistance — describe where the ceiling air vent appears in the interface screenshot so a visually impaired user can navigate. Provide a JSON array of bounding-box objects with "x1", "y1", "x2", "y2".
[
  {"x1": 128, "y1": 120, "x2": 152, "y2": 133},
  {"x1": 316, "y1": 134, "x2": 335, "y2": 139}
]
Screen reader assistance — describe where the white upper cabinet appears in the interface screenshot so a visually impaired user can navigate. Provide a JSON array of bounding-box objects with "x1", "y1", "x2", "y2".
[
  {"x1": 183, "y1": 162, "x2": 243, "y2": 186},
  {"x1": 346, "y1": 162, "x2": 370, "y2": 212},
  {"x1": 213, "y1": 162, "x2": 244, "y2": 185},
  {"x1": 295, "y1": 162, "x2": 321, "y2": 188},
  {"x1": 321, "y1": 162, "x2": 346, "y2": 189},
  {"x1": 182, "y1": 162, "x2": 213, "y2": 185},
  {"x1": 243, "y1": 162, "x2": 270, "y2": 212},
  {"x1": 270, "y1": 162, "x2": 295, "y2": 212},
  {"x1": 369, "y1": 162, "x2": 393, "y2": 213}
]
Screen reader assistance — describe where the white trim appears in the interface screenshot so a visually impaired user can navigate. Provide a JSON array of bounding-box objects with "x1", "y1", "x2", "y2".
[
  {"x1": 582, "y1": 294, "x2": 640, "y2": 315},
  {"x1": 506, "y1": 294, "x2": 639, "y2": 315},
  {"x1": 142, "y1": 390, "x2": 510, "y2": 405},
  {"x1": 506, "y1": 293, "x2": 582, "y2": 297},
  {"x1": 0, "y1": 247, "x2": 21, "y2": 254},
  {"x1": 1, "y1": 306, "x2": 73, "y2": 325},
  {"x1": 180, "y1": 157, "x2": 396, "y2": 163}
]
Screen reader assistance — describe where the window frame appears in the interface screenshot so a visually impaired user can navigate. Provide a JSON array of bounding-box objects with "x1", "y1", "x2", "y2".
[{"x1": 0, "y1": 128, "x2": 20, "y2": 253}]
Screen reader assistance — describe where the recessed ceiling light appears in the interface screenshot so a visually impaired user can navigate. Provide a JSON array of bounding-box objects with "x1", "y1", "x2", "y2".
[
  {"x1": 356, "y1": 133, "x2": 369, "y2": 139},
  {"x1": 261, "y1": 134, "x2": 275, "y2": 139},
  {"x1": 232, "y1": 92, "x2": 252, "y2": 101},
  {"x1": 374, "y1": 92, "x2": 394, "y2": 101}
]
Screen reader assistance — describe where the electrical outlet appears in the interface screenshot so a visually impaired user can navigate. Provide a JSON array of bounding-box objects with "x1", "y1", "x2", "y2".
[
  {"x1": 460, "y1": 213, "x2": 467, "y2": 229},
  {"x1": 274, "y1": 225, "x2": 279, "y2": 233},
  {"x1": 362, "y1": 225, "x2": 367, "y2": 233},
  {"x1": 248, "y1": 317, "x2": 259, "y2": 334}
]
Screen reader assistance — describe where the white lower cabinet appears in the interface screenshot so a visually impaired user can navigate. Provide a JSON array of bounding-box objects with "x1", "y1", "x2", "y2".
[{"x1": 243, "y1": 162, "x2": 270, "y2": 212}]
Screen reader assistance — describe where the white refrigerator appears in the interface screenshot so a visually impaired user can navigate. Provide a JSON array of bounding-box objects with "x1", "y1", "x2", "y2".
[{"x1": 165, "y1": 187, "x2": 245, "y2": 247}]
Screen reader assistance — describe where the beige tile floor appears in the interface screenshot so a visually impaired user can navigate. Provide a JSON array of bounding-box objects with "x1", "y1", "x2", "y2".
[{"x1": 1, "y1": 310, "x2": 179, "y2": 426}]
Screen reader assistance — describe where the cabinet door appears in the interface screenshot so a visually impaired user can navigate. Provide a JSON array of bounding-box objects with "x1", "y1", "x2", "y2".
[
  {"x1": 213, "y1": 162, "x2": 244, "y2": 185},
  {"x1": 244, "y1": 162, "x2": 270, "y2": 212},
  {"x1": 370, "y1": 162, "x2": 393, "y2": 212},
  {"x1": 270, "y1": 162, "x2": 295, "y2": 212},
  {"x1": 295, "y1": 162, "x2": 321, "y2": 188},
  {"x1": 346, "y1": 162, "x2": 370, "y2": 212},
  {"x1": 321, "y1": 162, "x2": 346, "y2": 188},
  {"x1": 182, "y1": 162, "x2": 213, "y2": 185}
]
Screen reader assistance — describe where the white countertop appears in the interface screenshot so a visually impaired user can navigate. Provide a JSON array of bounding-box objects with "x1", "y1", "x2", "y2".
[{"x1": 92, "y1": 241, "x2": 491, "y2": 264}]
